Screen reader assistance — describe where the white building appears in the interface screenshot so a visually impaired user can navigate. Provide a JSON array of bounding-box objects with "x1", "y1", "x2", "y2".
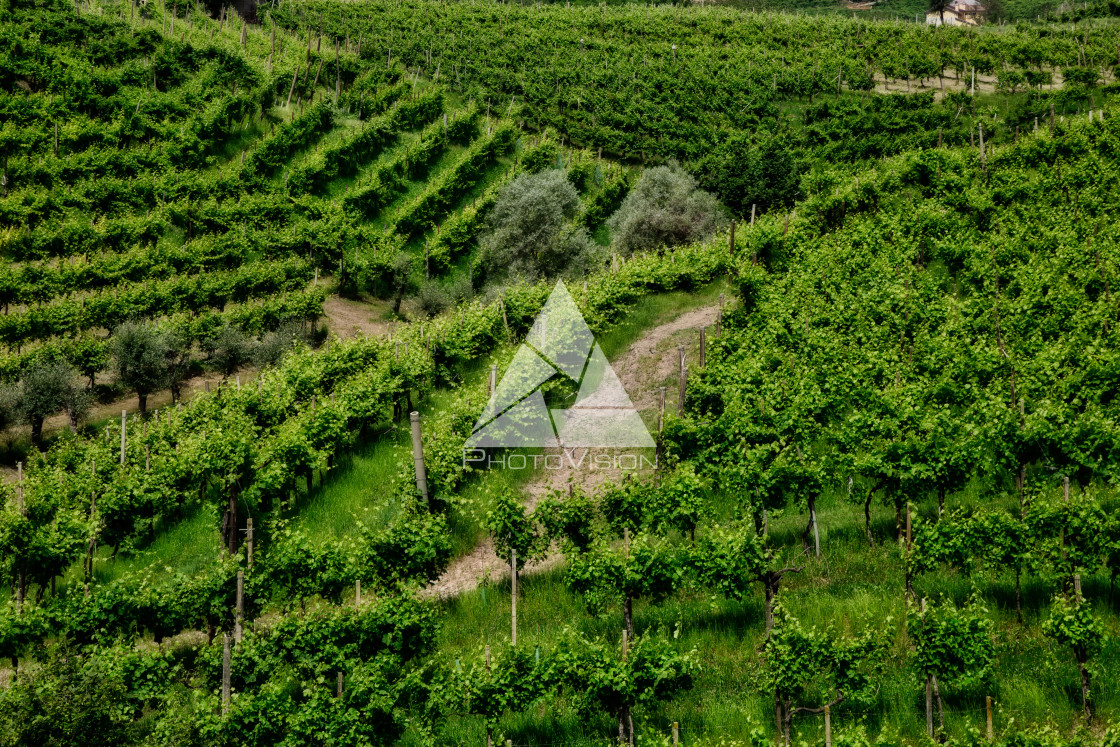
[{"x1": 926, "y1": 0, "x2": 986, "y2": 26}]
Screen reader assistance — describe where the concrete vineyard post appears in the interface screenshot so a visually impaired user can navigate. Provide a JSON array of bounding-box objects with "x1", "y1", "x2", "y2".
[
  {"x1": 410, "y1": 412, "x2": 430, "y2": 509},
  {"x1": 677, "y1": 345, "x2": 686, "y2": 416},
  {"x1": 222, "y1": 634, "x2": 231, "y2": 714},
  {"x1": 511, "y1": 547, "x2": 517, "y2": 646},
  {"x1": 825, "y1": 705, "x2": 831, "y2": 747},
  {"x1": 234, "y1": 571, "x2": 244, "y2": 643},
  {"x1": 926, "y1": 671, "x2": 933, "y2": 737},
  {"x1": 489, "y1": 365, "x2": 497, "y2": 397},
  {"x1": 356, "y1": 580, "x2": 361, "y2": 607},
  {"x1": 700, "y1": 327, "x2": 706, "y2": 369},
  {"x1": 750, "y1": 203, "x2": 756, "y2": 225},
  {"x1": 336, "y1": 671, "x2": 343, "y2": 697},
  {"x1": 672, "y1": 721, "x2": 679, "y2": 746},
  {"x1": 717, "y1": 293, "x2": 724, "y2": 335},
  {"x1": 485, "y1": 645, "x2": 492, "y2": 747},
  {"x1": 286, "y1": 67, "x2": 299, "y2": 108},
  {"x1": 120, "y1": 410, "x2": 127, "y2": 465},
  {"x1": 246, "y1": 518, "x2": 254, "y2": 570},
  {"x1": 986, "y1": 696, "x2": 993, "y2": 740}
]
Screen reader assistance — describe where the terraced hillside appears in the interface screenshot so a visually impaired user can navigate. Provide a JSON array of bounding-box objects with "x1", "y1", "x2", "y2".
[{"x1": 0, "y1": 1, "x2": 634, "y2": 396}]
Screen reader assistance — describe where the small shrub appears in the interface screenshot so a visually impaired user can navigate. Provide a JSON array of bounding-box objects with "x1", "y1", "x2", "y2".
[
  {"x1": 480, "y1": 169, "x2": 605, "y2": 282},
  {"x1": 607, "y1": 162, "x2": 726, "y2": 255}
]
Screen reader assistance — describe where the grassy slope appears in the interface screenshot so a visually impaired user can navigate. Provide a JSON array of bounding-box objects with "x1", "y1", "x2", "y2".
[{"x1": 426, "y1": 483, "x2": 1120, "y2": 746}]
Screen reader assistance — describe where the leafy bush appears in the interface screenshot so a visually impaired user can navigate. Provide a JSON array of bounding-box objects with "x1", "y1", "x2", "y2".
[
  {"x1": 253, "y1": 322, "x2": 307, "y2": 369},
  {"x1": 479, "y1": 169, "x2": 604, "y2": 282},
  {"x1": 607, "y1": 163, "x2": 726, "y2": 255},
  {"x1": 416, "y1": 281, "x2": 452, "y2": 318},
  {"x1": 699, "y1": 134, "x2": 801, "y2": 217},
  {"x1": 110, "y1": 321, "x2": 169, "y2": 416}
]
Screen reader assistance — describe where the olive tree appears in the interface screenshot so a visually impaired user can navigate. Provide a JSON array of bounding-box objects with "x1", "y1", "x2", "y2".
[
  {"x1": 110, "y1": 321, "x2": 169, "y2": 416},
  {"x1": 480, "y1": 169, "x2": 603, "y2": 282},
  {"x1": 607, "y1": 162, "x2": 725, "y2": 255},
  {"x1": 10, "y1": 358, "x2": 89, "y2": 446}
]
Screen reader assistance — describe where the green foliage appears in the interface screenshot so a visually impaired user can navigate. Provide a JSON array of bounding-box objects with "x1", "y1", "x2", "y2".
[
  {"x1": 7, "y1": 356, "x2": 87, "y2": 443},
  {"x1": 553, "y1": 629, "x2": 696, "y2": 736},
  {"x1": 1043, "y1": 595, "x2": 1105, "y2": 666},
  {"x1": 699, "y1": 133, "x2": 802, "y2": 217},
  {"x1": 763, "y1": 603, "x2": 886, "y2": 723},
  {"x1": 480, "y1": 168, "x2": 603, "y2": 283},
  {"x1": 486, "y1": 487, "x2": 543, "y2": 570},
  {"x1": 608, "y1": 163, "x2": 726, "y2": 256},
  {"x1": 908, "y1": 594, "x2": 994, "y2": 689}
]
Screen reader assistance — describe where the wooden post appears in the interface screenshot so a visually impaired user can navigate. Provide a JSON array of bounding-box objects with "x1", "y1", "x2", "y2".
[
  {"x1": 658, "y1": 386, "x2": 666, "y2": 433},
  {"x1": 729, "y1": 220, "x2": 735, "y2": 256},
  {"x1": 700, "y1": 327, "x2": 706, "y2": 369},
  {"x1": 501, "y1": 299, "x2": 511, "y2": 343},
  {"x1": 120, "y1": 410, "x2": 127, "y2": 465},
  {"x1": 410, "y1": 412, "x2": 430, "y2": 508},
  {"x1": 336, "y1": 671, "x2": 343, "y2": 698},
  {"x1": 825, "y1": 705, "x2": 831, "y2": 747},
  {"x1": 246, "y1": 518, "x2": 254, "y2": 570},
  {"x1": 234, "y1": 570, "x2": 244, "y2": 643},
  {"x1": 750, "y1": 203, "x2": 756, "y2": 225},
  {"x1": 222, "y1": 633, "x2": 231, "y2": 714},
  {"x1": 672, "y1": 722, "x2": 679, "y2": 747},
  {"x1": 986, "y1": 696, "x2": 993, "y2": 741},
  {"x1": 906, "y1": 502, "x2": 912, "y2": 548},
  {"x1": 621, "y1": 628, "x2": 628, "y2": 659},
  {"x1": 511, "y1": 547, "x2": 517, "y2": 646},
  {"x1": 677, "y1": 346, "x2": 686, "y2": 416}
]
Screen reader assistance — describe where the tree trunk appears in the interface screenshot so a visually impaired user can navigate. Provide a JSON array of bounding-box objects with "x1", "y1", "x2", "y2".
[
  {"x1": 1079, "y1": 658, "x2": 1092, "y2": 721},
  {"x1": 1015, "y1": 566, "x2": 1023, "y2": 623},
  {"x1": 763, "y1": 573, "x2": 778, "y2": 633},
  {"x1": 864, "y1": 490, "x2": 875, "y2": 546},
  {"x1": 775, "y1": 691, "x2": 782, "y2": 741},
  {"x1": 30, "y1": 417, "x2": 44, "y2": 448},
  {"x1": 138, "y1": 392, "x2": 148, "y2": 416},
  {"x1": 618, "y1": 707, "x2": 627, "y2": 745}
]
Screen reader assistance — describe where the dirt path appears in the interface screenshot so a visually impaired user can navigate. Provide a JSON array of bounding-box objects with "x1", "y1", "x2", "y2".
[
  {"x1": 420, "y1": 302, "x2": 721, "y2": 600},
  {"x1": 1, "y1": 293, "x2": 393, "y2": 482},
  {"x1": 322, "y1": 295, "x2": 394, "y2": 339}
]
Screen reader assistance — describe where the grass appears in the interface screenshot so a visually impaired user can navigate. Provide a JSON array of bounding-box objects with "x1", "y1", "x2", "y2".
[
  {"x1": 426, "y1": 482, "x2": 1120, "y2": 746},
  {"x1": 80, "y1": 278, "x2": 734, "y2": 583}
]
